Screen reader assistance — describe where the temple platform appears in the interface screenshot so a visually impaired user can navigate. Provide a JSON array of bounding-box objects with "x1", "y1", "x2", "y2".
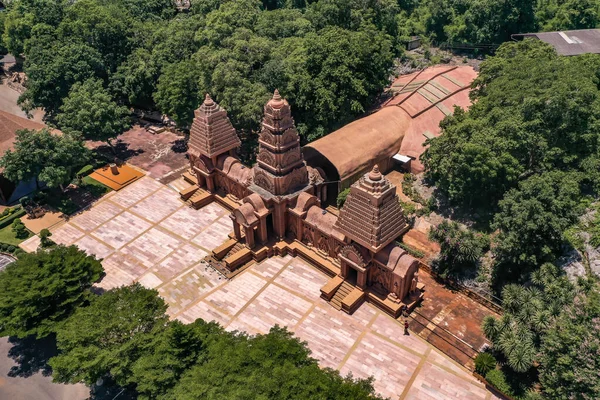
[{"x1": 88, "y1": 163, "x2": 145, "y2": 191}]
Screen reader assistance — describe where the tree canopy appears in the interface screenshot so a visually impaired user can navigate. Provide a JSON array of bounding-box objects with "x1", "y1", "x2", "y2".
[
  {"x1": 48, "y1": 283, "x2": 382, "y2": 399},
  {"x1": 0, "y1": 128, "x2": 90, "y2": 189},
  {"x1": 57, "y1": 78, "x2": 130, "y2": 146},
  {"x1": 0, "y1": 245, "x2": 103, "y2": 339}
]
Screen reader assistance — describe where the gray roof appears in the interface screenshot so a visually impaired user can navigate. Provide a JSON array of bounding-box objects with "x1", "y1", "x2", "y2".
[{"x1": 512, "y1": 29, "x2": 600, "y2": 56}]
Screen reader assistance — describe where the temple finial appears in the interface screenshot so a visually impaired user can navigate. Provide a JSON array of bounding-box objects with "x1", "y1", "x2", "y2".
[
  {"x1": 369, "y1": 164, "x2": 382, "y2": 181},
  {"x1": 204, "y1": 93, "x2": 214, "y2": 105},
  {"x1": 273, "y1": 89, "x2": 281, "y2": 101}
]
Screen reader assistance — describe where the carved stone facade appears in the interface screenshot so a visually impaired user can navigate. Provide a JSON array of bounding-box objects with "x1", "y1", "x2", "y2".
[
  {"x1": 183, "y1": 91, "x2": 421, "y2": 318},
  {"x1": 252, "y1": 90, "x2": 309, "y2": 196}
]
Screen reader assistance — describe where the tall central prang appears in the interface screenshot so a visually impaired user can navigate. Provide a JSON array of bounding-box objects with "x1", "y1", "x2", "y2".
[{"x1": 252, "y1": 90, "x2": 308, "y2": 196}]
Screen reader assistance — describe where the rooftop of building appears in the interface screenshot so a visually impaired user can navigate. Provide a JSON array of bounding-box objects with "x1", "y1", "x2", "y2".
[
  {"x1": 0, "y1": 110, "x2": 47, "y2": 155},
  {"x1": 512, "y1": 29, "x2": 600, "y2": 56},
  {"x1": 303, "y1": 65, "x2": 477, "y2": 179}
]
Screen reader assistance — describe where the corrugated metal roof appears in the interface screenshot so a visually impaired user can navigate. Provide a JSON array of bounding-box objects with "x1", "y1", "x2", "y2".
[{"x1": 512, "y1": 29, "x2": 600, "y2": 56}]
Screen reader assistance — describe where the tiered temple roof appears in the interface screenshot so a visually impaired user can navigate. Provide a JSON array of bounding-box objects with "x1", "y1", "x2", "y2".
[
  {"x1": 188, "y1": 94, "x2": 240, "y2": 159},
  {"x1": 335, "y1": 165, "x2": 409, "y2": 253},
  {"x1": 252, "y1": 90, "x2": 309, "y2": 196}
]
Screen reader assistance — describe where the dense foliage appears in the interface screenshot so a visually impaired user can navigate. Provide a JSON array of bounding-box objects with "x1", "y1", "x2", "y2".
[
  {"x1": 0, "y1": 128, "x2": 90, "y2": 189},
  {"x1": 482, "y1": 264, "x2": 600, "y2": 399},
  {"x1": 423, "y1": 40, "x2": 600, "y2": 282},
  {"x1": 48, "y1": 283, "x2": 382, "y2": 399},
  {"x1": 0, "y1": 246, "x2": 103, "y2": 339},
  {"x1": 428, "y1": 221, "x2": 489, "y2": 278},
  {"x1": 4, "y1": 0, "x2": 596, "y2": 151}
]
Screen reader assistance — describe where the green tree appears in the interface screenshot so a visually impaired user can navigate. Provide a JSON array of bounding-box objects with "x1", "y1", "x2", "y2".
[
  {"x1": 538, "y1": 284, "x2": 600, "y2": 400},
  {"x1": 168, "y1": 325, "x2": 382, "y2": 399},
  {"x1": 49, "y1": 283, "x2": 168, "y2": 386},
  {"x1": 423, "y1": 40, "x2": 600, "y2": 212},
  {"x1": 492, "y1": 172, "x2": 582, "y2": 281},
  {"x1": 0, "y1": 129, "x2": 90, "y2": 190},
  {"x1": 11, "y1": 219, "x2": 28, "y2": 239},
  {"x1": 130, "y1": 319, "x2": 223, "y2": 399},
  {"x1": 482, "y1": 263, "x2": 575, "y2": 374},
  {"x1": 154, "y1": 58, "x2": 202, "y2": 127},
  {"x1": 428, "y1": 221, "x2": 489, "y2": 278},
  {"x1": 18, "y1": 40, "x2": 105, "y2": 118},
  {"x1": 57, "y1": 78, "x2": 130, "y2": 149},
  {"x1": 0, "y1": 245, "x2": 103, "y2": 339}
]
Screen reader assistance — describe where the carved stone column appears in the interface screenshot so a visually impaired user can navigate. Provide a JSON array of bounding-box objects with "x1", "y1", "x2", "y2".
[
  {"x1": 258, "y1": 216, "x2": 268, "y2": 243},
  {"x1": 244, "y1": 226, "x2": 255, "y2": 249}
]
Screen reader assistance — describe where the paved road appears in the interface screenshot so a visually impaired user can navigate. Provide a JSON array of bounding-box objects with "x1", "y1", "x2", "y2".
[{"x1": 0, "y1": 337, "x2": 89, "y2": 400}]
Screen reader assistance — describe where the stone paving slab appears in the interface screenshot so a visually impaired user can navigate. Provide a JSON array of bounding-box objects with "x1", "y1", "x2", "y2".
[
  {"x1": 120, "y1": 227, "x2": 184, "y2": 268},
  {"x1": 108, "y1": 176, "x2": 163, "y2": 208},
  {"x1": 190, "y1": 214, "x2": 232, "y2": 250},
  {"x1": 73, "y1": 235, "x2": 114, "y2": 260},
  {"x1": 161, "y1": 203, "x2": 225, "y2": 241},
  {"x1": 340, "y1": 332, "x2": 423, "y2": 399},
  {"x1": 51, "y1": 224, "x2": 85, "y2": 246},
  {"x1": 70, "y1": 200, "x2": 124, "y2": 232},
  {"x1": 129, "y1": 186, "x2": 183, "y2": 223},
  {"x1": 91, "y1": 211, "x2": 152, "y2": 250}
]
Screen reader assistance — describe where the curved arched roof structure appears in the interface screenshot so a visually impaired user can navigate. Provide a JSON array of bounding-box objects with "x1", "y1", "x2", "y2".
[{"x1": 303, "y1": 66, "x2": 477, "y2": 184}]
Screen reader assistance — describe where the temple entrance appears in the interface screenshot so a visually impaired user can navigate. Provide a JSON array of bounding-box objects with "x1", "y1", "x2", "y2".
[
  {"x1": 346, "y1": 267, "x2": 358, "y2": 285},
  {"x1": 266, "y1": 214, "x2": 274, "y2": 239}
]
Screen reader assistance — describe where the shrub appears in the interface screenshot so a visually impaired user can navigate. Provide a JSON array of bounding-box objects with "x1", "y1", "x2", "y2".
[
  {"x1": 12, "y1": 220, "x2": 28, "y2": 239},
  {"x1": 0, "y1": 208, "x2": 26, "y2": 229},
  {"x1": 76, "y1": 164, "x2": 94, "y2": 177},
  {"x1": 429, "y1": 221, "x2": 489, "y2": 277},
  {"x1": 40, "y1": 229, "x2": 54, "y2": 248},
  {"x1": 475, "y1": 352, "x2": 496, "y2": 375},
  {"x1": 13, "y1": 249, "x2": 24, "y2": 257},
  {"x1": 7, "y1": 246, "x2": 16, "y2": 253},
  {"x1": 336, "y1": 188, "x2": 350, "y2": 208},
  {"x1": 0, "y1": 243, "x2": 8, "y2": 251},
  {"x1": 485, "y1": 369, "x2": 513, "y2": 397},
  {"x1": 397, "y1": 242, "x2": 425, "y2": 259}
]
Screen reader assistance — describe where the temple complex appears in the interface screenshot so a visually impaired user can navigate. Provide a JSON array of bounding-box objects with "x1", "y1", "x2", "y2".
[{"x1": 180, "y1": 90, "x2": 423, "y2": 318}]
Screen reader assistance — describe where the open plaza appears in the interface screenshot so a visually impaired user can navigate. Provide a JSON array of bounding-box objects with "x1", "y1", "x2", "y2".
[{"x1": 21, "y1": 176, "x2": 498, "y2": 400}]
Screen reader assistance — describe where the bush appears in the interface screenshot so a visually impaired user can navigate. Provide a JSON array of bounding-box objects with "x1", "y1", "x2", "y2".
[
  {"x1": 336, "y1": 188, "x2": 351, "y2": 208},
  {"x1": 475, "y1": 352, "x2": 496, "y2": 375},
  {"x1": 397, "y1": 242, "x2": 425, "y2": 259},
  {"x1": 0, "y1": 208, "x2": 26, "y2": 229},
  {"x1": 13, "y1": 249, "x2": 24, "y2": 257},
  {"x1": 7, "y1": 246, "x2": 16, "y2": 253},
  {"x1": 76, "y1": 164, "x2": 94, "y2": 177},
  {"x1": 485, "y1": 369, "x2": 513, "y2": 397},
  {"x1": 0, "y1": 243, "x2": 7, "y2": 251},
  {"x1": 429, "y1": 221, "x2": 489, "y2": 277},
  {"x1": 11, "y1": 220, "x2": 28, "y2": 239},
  {"x1": 40, "y1": 229, "x2": 54, "y2": 248}
]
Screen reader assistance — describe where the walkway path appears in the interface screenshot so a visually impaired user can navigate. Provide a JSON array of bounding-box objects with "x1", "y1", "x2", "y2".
[{"x1": 20, "y1": 177, "x2": 500, "y2": 400}]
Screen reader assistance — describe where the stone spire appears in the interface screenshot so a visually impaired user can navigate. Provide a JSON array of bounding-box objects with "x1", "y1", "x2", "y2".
[
  {"x1": 188, "y1": 94, "x2": 240, "y2": 159},
  {"x1": 252, "y1": 90, "x2": 309, "y2": 196},
  {"x1": 335, "y1": 165, "x2": 409, "y2": 253}
]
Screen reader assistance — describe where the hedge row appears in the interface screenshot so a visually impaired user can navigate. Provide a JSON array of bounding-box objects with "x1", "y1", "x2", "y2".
[{"x1": 0, "y1": 208, "x2": 26, "y2": 229}]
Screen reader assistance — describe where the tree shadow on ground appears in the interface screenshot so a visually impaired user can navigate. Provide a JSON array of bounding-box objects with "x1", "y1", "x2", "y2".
[
  {"x1": 7, "y1": 335, "x2": 57, "y2": 378},
  {"x1": 93, "y1": 141, "x2": 145, "y2": 163},
  {"x1": 171, "y1": 138, "x2": 188, "y2": 153}
]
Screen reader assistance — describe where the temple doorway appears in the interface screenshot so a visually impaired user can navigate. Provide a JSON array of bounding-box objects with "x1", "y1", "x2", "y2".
[
  {"x1": 346, "y1": 267, "x2": 358, "y2": 285},
  {"x1": 266, "y1": 214, "x2": 274, "y2": 238}
]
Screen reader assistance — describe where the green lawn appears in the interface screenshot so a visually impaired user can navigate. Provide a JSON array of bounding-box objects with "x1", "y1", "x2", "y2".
[
  {"x1": 0, "y1": 224, "x2": 32, "y2": 246},
  {"x1": 81, "y1": 175, "x2": 112, "y2": 195},
  {"x1": 44, "y1": 176, "x2": 112, "y2": 215}
]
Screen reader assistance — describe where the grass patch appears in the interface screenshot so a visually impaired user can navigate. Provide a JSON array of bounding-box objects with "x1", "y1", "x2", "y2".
[
  {"x1": 81, "y1": 175, "x2": 112, "y2": 195},
  {"x1": 0, "y1": 224, "x2": 32, "y2": 246}
]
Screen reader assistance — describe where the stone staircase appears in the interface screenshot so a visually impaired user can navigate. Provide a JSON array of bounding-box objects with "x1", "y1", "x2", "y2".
[{"x1": 329, "y1": 281, "x2": 354, "y2": 311}]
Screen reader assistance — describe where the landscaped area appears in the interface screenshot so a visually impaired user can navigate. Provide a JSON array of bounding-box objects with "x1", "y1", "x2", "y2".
[{"x1": 20, "y1": 176, "x2": 498, "y2": 400}]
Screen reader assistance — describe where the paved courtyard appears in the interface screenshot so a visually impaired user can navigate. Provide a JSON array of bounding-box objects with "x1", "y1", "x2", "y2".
[{"x1": 20, "y1": 177, "x2": 498, "y2": 400}]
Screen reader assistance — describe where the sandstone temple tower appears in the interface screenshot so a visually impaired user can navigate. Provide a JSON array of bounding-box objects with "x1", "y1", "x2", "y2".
[{"x1": 181, "y1": 90, "x2": 422, "y2": 318}]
